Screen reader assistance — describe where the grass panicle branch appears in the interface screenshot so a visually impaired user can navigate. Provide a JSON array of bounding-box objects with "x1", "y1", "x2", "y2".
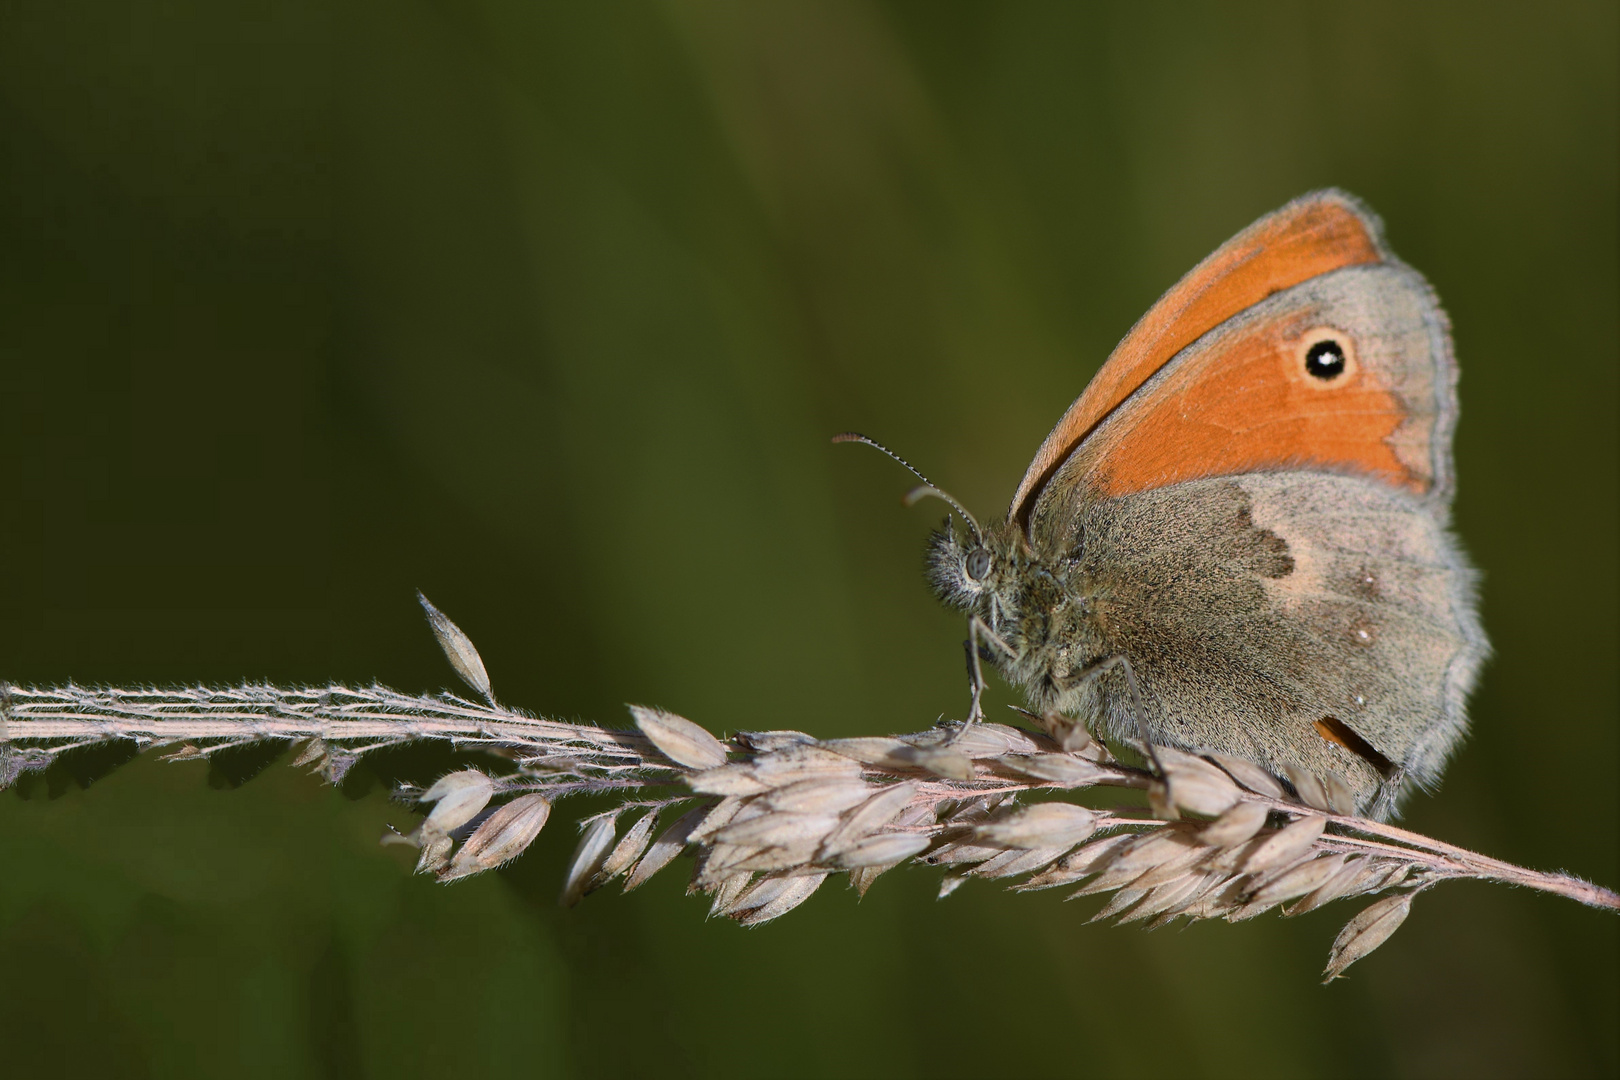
[{"x1": 3, "y1": 597, "x2": 1614, "y2": 983}]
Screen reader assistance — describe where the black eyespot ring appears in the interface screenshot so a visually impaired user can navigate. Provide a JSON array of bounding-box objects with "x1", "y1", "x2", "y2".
[
  {"x1": 1305, "y1": 339, "x2": 1347, "y2": 380},
  {"x1": 965, "y1": 548, "x2": 991, "y2": 581}
]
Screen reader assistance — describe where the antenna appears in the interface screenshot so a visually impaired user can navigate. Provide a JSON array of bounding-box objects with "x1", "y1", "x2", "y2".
[{"x1": 832, "y1": 432, "x2": 983, "y2": 544}]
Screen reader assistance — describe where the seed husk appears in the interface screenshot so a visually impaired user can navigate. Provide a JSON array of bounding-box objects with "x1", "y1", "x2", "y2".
[
  {"x1": 996, "y1": 753, "x2": 1108, "y2": 787},
  {"x1": 969, "y1": 845, "x2": 1071, "y2": 880},
  {"x1": 1119, "y1": 871, "x2": 1211, "y2": 924},
  {"x1": 1156, "y1": 748, "x2": 1243, "y2": 816},
  {"x1": 1074, "y1": 829, "x2": 1203, "y2": 894},
  {"x1": 419, "y1": 769, "x2": 496, "y2": 835},
  {"x1": 721, "y1": 872, "x2": 794, "y2": 916},
  {"x1": 730, "y1": 842, "x2": 821, "y2": 872},
  {"x1": 817, "y1": 737, "x2": 912, "y2": 765},
  {"x1": 819, "y1": 782, "x2": 918, "y2": 856},
  {"x1": 1249, "y1": 853, "x2": 1346, "y2": 908},
  {"x1": 417, "y1": 592, "x2": 494, "y2": 705},
  {"x1": 730, "y1": 873, "x2": 829, "y2": 925},
  {"x1": 1225, "y1": 896, "x2": 1281, "y2": 922},
  {"x1": 974, "y1": 803, "x2": 1099, "y2": 849},
  {"x1": 733, "y1": 730, "x2": 815, "y2": 753},
  {"x1": 1323, "y1": 771, "x2": 1358, "y2": 816},
  {"x1": 1207, "y1": 753, "x2": 1288, "y2": 799},
  {"x1": 938, "y1": 723, "x2": 1038, "y2": 758},
  {"x1": 847, "y1": 864, "x2": 887, "y2": 898},
  {"x1": 891, "y1": 745, "x2": 975, "y2": 780},
  {"x1": 832, "y1": 832, "x2": 932, "y2": 868},
  {"x1": 596, "y1": 808, "x2": 660, "y2": 886},
  {"x1": 686, "y1": 795, "x2": 748, "y2": 844},
  {"x1": 1242, "y1": 814, "x2": 1327, "y2": 873},
  {"x1": 1198, "y1": 801, "x2": 1270, "y2": 848},
  {"x1": 891, "y1": 803, "x2": 939, "y2": 830},
  {"x1": 632, "y1": 705, "x2": 729, "y2": 771},
  {"x1": 1015, "y1": 833, "x2": 1135, "y2": 892},
  {"x1": 716, "y1": 811, "x2": 839, "y2": 849},
  {"x1": 1323, "y1": 892, "x2": 1414, "y2": 981},
  {"x1": 1204, "y1": 833, "x2": 1273, "y2": 873},
  {"x1": 750, "y1": 745, "x2": 864, "y2": 787},
  {"x1": 1128, "y1": 841, "x2": 1214, "y2": 890},
  {"x1": 765, "y1": 777, "x2": 875, "y2": 814},
  {"x1": 706, "y1": 871, "x2": 755, "y2": 916},
  {"x1": 925, "y1": 841, "x2": 1006, "y2": 867},
  {"x1": 416, "y1": 833, "x2": 453, "y2": 875},
  {"x1": 698, "y1": 842, "x2": 766, "y2": 880},
  {"x1": 439, "y1": 794, "x2": 552, "y2": 883},
  {"x1": 1346, "y1": 861, "x2": 1415, "y2": 898},
  {"x1": 1285, "y1": 855, "x2": 1370, "y2": 916},
  {"x1": 624, "y1": 803, "x2": 710, "y2": 892},
  {"x1": 939, "y1": 794, "x2": 1008, "y2": 824},
  {"x1": 560, "y1": 815, "x2": 619, "y2": 907},
  {"x1": 687, "y1": 764, "x2": 770, "y2": 796},
  {"x1": 1087, "y1": 886, "x2": 1148, "y2": 922},
  {"x1": 1178, "y1": 875, "x2": 1250, "y2": 921},
  {"x1": 1284, "y1": 766, "x2": 1333, "y2": 813},
  {"x1": 1159, "y1": 871, "x2": 1235, "y2": 918}
]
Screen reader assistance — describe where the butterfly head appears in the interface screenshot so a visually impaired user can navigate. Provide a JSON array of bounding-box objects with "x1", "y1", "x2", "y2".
[
  {"x1": 835, "y1": 430, "x2": 1097, "y2": 706},
  {"x1": 925, "y1": 515, "x2": 1009, "y2": 616}
]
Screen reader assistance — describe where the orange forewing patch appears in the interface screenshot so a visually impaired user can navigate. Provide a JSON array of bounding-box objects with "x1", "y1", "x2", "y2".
[
  {"x1": 1010, "y1": 194, "x2": 1384, "y2": 525},
  {"x1": 1063, "y1": 315, "x2": 1416, "y2": 499}
]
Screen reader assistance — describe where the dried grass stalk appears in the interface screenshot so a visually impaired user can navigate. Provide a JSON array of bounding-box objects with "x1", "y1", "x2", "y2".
[{"x1": 2, "y1": 600, "x2": 1614, "y2": 982}]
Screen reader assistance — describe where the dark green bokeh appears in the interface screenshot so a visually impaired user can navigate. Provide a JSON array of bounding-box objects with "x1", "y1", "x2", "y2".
[{"x1": 1, "y1": 2, "x2": 1614, "y2": 1077}]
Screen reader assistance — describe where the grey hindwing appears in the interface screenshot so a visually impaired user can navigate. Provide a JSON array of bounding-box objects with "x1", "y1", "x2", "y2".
[{"x1": 1071, "y1": 472, "x2": 1486, "y2": 816}]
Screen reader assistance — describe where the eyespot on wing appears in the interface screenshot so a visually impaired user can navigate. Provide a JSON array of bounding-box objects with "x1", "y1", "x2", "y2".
[{"x1": 1011, "y1": 190, "x2": 1386, "y2": 525}]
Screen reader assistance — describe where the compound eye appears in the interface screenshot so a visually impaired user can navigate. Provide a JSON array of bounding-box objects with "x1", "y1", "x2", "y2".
[{"x1": 965, "y1": 548, "x2": 991, "y2": 581}]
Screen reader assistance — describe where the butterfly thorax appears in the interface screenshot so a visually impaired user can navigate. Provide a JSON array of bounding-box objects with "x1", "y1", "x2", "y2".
[{"x1": 926, "y1": 516, "x2": 1110, "y2": 715}]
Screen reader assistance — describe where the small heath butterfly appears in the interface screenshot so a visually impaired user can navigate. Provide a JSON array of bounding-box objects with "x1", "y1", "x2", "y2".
[{"x1": 845, "y1": 191, "x2": 1488, "y2": 819}]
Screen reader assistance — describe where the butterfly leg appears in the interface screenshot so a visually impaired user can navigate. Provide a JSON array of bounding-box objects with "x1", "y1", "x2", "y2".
[
  {"x1": 961, "y1": 616, "x2": 1015, "y2": 726},
  {"x1": 1062, "y1": 655, "x2": 1166, "y2": 785},
  {"x1": 962, "y1": 631, "x2": 987, "y2": 725},
  {"x1": 1365, "y1": 765, "x2": 1406, "y2": 821}
]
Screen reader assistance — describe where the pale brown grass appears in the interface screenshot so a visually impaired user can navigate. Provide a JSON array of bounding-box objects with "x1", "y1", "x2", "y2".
[{"x1": 2, "y1": 597, "x2": 1613, "y2": 983}]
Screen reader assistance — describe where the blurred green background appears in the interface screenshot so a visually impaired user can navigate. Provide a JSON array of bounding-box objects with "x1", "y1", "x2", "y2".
[{"x1": 1, "y1": 2, "x2": 1615, "y2": 1077}]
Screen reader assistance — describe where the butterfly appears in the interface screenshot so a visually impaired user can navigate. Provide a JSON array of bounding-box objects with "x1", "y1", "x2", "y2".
[{"x1": 848, "y1": 190, "x2": 1488, "y2": 819}]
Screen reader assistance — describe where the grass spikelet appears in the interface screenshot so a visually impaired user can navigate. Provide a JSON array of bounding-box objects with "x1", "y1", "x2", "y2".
[
  {"x1": 1, "y1": 600, "x2": 1613, "y2": 983},
  {"x1": 632, "y1": 705, "x2": 729, "y2": 771},
  {"x1": 440, "y1": 794, "x2": 552, "y2": 883},
  {"x1": 560, "y1": 816, "x2": 618, "y2": 907},
  {"x1": 1323, "y1": 893, "x2": 1415, "y2": 981},
  {"x1": 417, "y1": 592, "x2": 495, "y2": 706}
]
